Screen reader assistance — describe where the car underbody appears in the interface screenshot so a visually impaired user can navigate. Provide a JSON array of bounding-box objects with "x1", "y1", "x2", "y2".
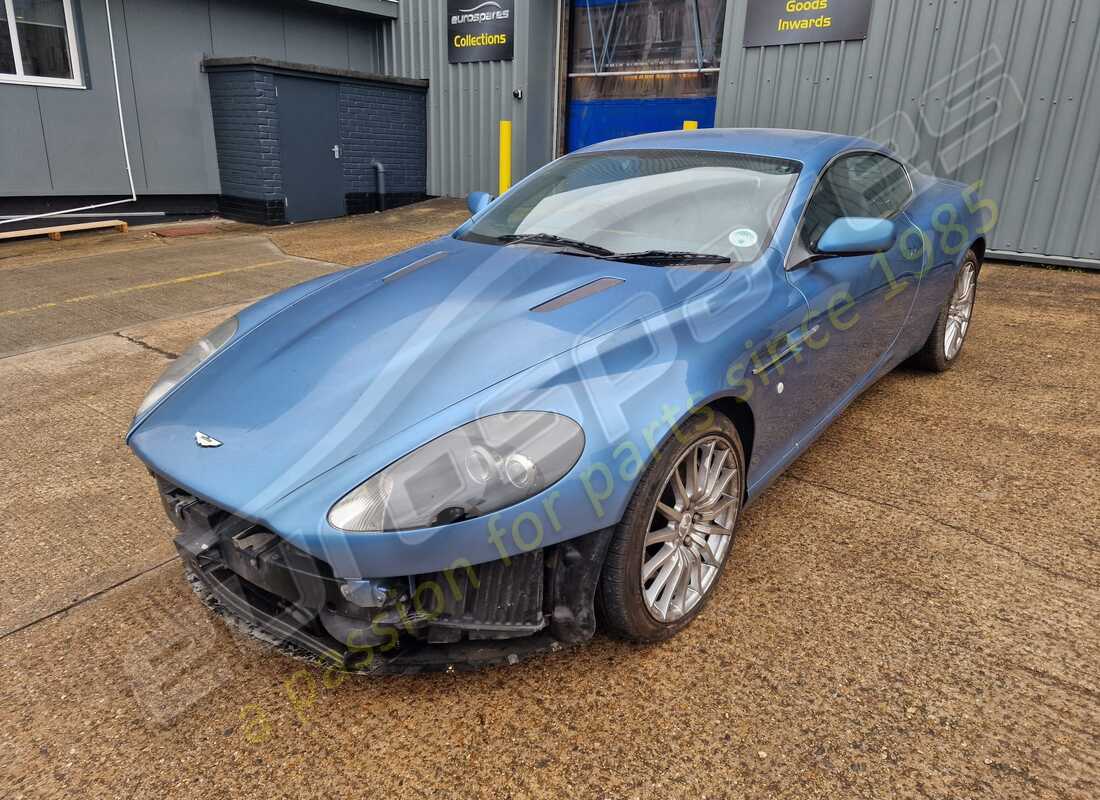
[{"x1": 157, "y1": 478, "x2": 613, "y2": 674}]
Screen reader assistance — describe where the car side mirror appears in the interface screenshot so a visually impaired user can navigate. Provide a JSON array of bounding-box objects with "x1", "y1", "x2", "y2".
[
  {"x1": 816, "y1": 217, "x2": 897, "y2": 256},
  {"x1": 467, "y1": 191, "x2": 494, "y2": 215}
]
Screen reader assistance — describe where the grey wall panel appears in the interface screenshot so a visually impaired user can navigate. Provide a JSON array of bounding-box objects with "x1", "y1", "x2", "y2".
[
  {"x1": 1011, "y1": 0, "x2": 1100, "y2": 260},
  {"x1": 209, "y1": 0, "x2": 288, "y2": 57},
  {"x1": 308, "y1": 0, "x2": 398, "y2": 19},
  {"x1": 283, "y1": 2, "x2": 352, "y2": 68},
  {"x1": 375, "y1": 0, "x2": 557, "y2": 197},
  {"x1": 348, "y1": 24, "x2": 386, "y2": 73},
  {"x1": 716, "y1": 0, "x2": 1100, "y2": 264},
  {"x1": 38, "y1": 0, "x2": 144, "y2": 194},
  {"x1": 0, "y1": 86, "x2": 53, "y2": 193},
  {"x1": 121, "y1": 0, "x2": 219, "y2": 194},
  {"x1": 1, "y1": 0, "x2": 387, "y2": 199}
]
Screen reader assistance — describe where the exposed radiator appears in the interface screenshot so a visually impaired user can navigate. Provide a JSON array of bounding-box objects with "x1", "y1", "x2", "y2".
[{"x1": 423, "y1": 549, "x2": 545, "y2": 640}]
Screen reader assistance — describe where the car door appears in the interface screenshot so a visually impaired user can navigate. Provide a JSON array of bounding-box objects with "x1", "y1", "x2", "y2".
[{"x1": 782, "y1": 152, "x2": 922, "y2": 413}]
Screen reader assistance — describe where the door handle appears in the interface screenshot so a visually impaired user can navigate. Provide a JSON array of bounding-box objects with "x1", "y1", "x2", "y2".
[{"x1": 331, "y1": 144, "x2": 341, "y2": 159}]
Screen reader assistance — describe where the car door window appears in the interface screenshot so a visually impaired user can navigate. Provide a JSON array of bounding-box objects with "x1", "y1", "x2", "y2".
[{"x1": 800, "y1": 153, "x2": 912, "y2": 250}]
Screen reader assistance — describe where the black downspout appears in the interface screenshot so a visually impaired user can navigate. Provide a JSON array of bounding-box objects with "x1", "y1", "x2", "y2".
[{"x1": 372, "y1": 161, "x2": 387, "y2": 212}]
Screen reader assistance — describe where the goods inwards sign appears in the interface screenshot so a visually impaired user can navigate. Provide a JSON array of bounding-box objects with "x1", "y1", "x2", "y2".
[
  {"x1": 743, "y1": 0, "x2": 872, "y2": 47},
  {"x1": 448, "y1": 0, "x2": 515, "y2": 63}
]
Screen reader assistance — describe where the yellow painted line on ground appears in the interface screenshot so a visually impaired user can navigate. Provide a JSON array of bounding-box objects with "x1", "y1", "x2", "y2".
[{"x1": 0, "y1": 259, "x2": 296, "y2": 319}]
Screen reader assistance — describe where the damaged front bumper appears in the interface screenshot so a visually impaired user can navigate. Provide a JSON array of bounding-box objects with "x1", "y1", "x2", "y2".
[{"x1": 158, "y1": 479, "x2": 612, "y2": 674}]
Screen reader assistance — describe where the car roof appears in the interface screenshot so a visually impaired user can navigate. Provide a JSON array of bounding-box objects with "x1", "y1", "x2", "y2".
[{"x1": 575, "y1": 127, "x2": 888, "y2": 172}]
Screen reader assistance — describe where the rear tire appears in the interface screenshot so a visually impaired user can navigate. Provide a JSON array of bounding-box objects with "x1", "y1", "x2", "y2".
[
  {"x1": 913, "y1": 249, "x2": 979, "y2": 372},
  {"x1": 597, "y1": 412, "x2": 745, "y2": 642}
]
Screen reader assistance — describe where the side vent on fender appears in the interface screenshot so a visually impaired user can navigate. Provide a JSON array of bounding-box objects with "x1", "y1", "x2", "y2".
[{"x1": 531, "y1": 277, "x2": 625, "y2": 313}]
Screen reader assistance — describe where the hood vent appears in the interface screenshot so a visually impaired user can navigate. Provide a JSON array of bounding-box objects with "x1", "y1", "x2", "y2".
[
  {"x1": 531, "y1": 277, "x2": 624, "y2": 313},
  {"x1": 383, "y1": 251, "x2": 448, "y2": 284}
]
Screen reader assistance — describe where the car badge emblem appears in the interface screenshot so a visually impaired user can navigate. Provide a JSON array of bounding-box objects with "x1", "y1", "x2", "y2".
[{"x1": 195, "y1": 431, "x2": 223, "y2": 448}]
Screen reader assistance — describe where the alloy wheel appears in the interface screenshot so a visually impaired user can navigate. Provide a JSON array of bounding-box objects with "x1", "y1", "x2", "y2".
[
  {"x1": 640, "y1": 435, "x2": 740, "y2": 623},
  {"x1": 944, "y1": 259, "x2": 977, "y2": 360}
]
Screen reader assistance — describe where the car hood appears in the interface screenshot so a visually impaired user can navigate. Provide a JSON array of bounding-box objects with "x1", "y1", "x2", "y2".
[{"x1": 129, "y1": 237, "x2": 728, "y2": 510}]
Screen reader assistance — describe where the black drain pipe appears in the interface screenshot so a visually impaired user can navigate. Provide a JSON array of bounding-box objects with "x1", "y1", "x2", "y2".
[{"x1": 371, "y1": 161, "x2": 387, "y2": 212}]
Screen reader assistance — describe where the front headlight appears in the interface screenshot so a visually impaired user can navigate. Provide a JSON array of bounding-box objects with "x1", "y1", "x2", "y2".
[
  {"x1": 135, "y1": 316, "x2": 238, "y2": 417},
  {"x1": 328, "y1": 412, "x2": 585, "y2": 532}
]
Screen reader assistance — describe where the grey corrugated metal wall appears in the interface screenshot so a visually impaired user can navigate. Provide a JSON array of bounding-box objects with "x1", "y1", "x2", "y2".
[
  {"x1": 375, "y1": 0, "x2": 558, "y2": 197},
  {"x1": 716, "y1": 0, "x2": 1100, "y2": 266}
]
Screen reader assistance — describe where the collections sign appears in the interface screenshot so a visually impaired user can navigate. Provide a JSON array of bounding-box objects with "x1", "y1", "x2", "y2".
[
  {"x1": 743, "y1": 0, "x2": 873, "y2": 47},
  {"x1": 448, "y1": 0, "x2": 514, "y2": 64}
]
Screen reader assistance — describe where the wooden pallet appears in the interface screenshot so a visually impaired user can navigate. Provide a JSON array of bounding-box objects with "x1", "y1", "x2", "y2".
[{"x1": 0, "y1": 219, "x2": 129, "y2": 242}]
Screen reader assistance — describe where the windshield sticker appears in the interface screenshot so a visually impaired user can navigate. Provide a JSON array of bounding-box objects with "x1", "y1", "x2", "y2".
[{"x1": 729, "y1": 228, "x2": 759, "y2": 249}]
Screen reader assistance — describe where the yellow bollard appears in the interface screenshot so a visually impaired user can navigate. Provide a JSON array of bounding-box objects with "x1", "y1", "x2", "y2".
[
  {"x1": 499, "y1": 120, "x2": 512, "y2": 195},
  {"x1": 682, "y1": 120, "x2": 699, "y2": 130}
]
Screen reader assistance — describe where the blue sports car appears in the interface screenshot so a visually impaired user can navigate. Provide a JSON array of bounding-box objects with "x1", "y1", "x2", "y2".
[{"x1": 129, "y1": 129, "x2": 987, "y2": 672}]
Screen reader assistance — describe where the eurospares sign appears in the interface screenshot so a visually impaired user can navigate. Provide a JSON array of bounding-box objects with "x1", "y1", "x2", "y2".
[
  {"x1": 744, "y1": 0, "x2": 872, "y2": 47},
  {"x1": 448, "y1": 0, "x2": 514, "y2": 64}
]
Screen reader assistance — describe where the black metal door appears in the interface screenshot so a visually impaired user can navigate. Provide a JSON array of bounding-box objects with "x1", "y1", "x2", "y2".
[{"x1": 276, "y1": 76, "x2": 344, "y2": 222}]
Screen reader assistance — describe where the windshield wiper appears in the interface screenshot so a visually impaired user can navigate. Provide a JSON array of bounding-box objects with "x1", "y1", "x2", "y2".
[
  {"x1": 495, "y1": 232, "x2": 615, "y2": 257},
  {"x1": 601, "y1": 250, "x2": 732, "y2": 266},
  {"x1": 495, "y1": 235, "x2": 730, "y2": 266}
]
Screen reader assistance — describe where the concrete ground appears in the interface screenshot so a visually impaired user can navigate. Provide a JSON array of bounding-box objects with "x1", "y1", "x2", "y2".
[{"x1": 0, "y1": 202, "x2": 1097, "y2": 799}]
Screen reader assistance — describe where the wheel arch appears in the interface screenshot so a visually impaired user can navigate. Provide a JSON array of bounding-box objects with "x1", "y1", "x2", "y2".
[
  {"x1": 971, "y1": 236, "x2": 987, "y2": 269},
  {"x1": 601, "y1": 391, "x2": 760, "y2": 527},
  {"x1": 657, "y1": 393, "x2": 758, "y2": 501},
  {"x1": 704, "y1": 395, "x2": 756, "y2": 477}
]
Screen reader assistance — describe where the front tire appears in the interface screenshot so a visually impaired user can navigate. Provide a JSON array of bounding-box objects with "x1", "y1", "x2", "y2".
[
  {"x1": 913, "y1": 249, "x2": 980, "y2": 372},
  {"x1": 597, "y1": 412, "x2": 745, "y2": 642}
]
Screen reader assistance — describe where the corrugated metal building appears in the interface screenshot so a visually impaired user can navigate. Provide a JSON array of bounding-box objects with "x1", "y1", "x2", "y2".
[
  {"x1": 714, "y1": 0, "x2": 1100, "y2": 266},
  {"x1": 554, "y1": 0, "x2": 1100, "y2": 268},
  {"x1": 1, "y1": 0, "x2": 1098, "y2": 267},
  {"x1": 374, "y1": 0, "x2": 559, "y2": 199}
]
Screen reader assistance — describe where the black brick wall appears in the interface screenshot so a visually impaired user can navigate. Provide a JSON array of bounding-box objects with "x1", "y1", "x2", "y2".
[
  {"x1": 208, "y1": 69, "x2": 283, "y2": 201},
  {"x1": 207, "y1": 63, "x2": 427, "y2": 224},
  {"x1": 339, "y1": 83, "x2": 428, "y2": 197}
]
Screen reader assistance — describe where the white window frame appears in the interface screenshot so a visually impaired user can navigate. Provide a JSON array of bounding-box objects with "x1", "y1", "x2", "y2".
[{"x1": 0, "y1": 0, "x2": 84, "y2": 88}]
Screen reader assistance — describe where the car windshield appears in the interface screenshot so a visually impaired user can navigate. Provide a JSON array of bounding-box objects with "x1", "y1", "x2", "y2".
[{"x1": 459, "y1": 149, "x2": 801, "y2": 264}]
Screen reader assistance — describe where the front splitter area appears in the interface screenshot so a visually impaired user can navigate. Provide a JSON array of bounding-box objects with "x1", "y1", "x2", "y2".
[
  {"x1": 162, "y1": 474, "x2": 614, "y2": 674},
  {"x1": 184, "y1": 566, "x2": 569, "y2": 675}
]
